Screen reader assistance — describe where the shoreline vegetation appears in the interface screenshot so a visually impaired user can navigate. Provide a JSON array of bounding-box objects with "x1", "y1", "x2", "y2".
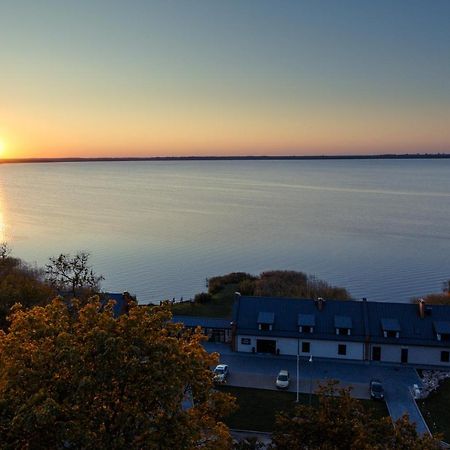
[
  {"x1": 1, "y1": 153, "x2": 450, "y2": 165},
  {"x1": 0, "y1": 245, "x2": 448, "y2": 446},
  {"x1": 170, "y1": 270, "x2": 350, "y2": 318}
]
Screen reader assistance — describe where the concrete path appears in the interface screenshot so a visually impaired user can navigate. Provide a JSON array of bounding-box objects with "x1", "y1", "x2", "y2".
[{"x1": 206, "y1": 343, "x2": 430, "y2": 435}]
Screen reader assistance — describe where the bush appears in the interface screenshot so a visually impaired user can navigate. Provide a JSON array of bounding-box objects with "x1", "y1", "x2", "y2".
[
  {"x1": 244, "y1": 271, "x2": 350, "y2": 300},
  {"x1": 194, "y1": 292, "x2": 213, "y2": 304},
  {"x1": 208, "y1": 273, "x2": 256, "y2": 295}
]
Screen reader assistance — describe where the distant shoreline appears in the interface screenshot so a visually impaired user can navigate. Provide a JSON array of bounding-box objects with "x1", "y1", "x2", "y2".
[{"x1": 1, "y1": 153, "x2": 450, "y2": 165}]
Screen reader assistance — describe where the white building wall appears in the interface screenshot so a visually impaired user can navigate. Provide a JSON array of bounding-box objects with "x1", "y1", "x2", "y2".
[
  {"x1": 237, "y1": 335, "x2": 450, "y2": 366},
  {"x1": 236, "y1": 335, "x2": 364, "y2": 360},
  {"x1": 371, "y1": 343, "x2": 450, "y2": 366}
]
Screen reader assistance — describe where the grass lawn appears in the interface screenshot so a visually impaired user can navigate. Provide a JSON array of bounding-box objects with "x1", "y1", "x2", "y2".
[
  {"x1": 170, "y1": 284, "x2": 237, "y2": 318},
  {"x1": 418, "y1": 378, "x2": 450, "y2": 442},
  {"x1": 218, "y1": 386, "x2": 388, "y2": 432}
]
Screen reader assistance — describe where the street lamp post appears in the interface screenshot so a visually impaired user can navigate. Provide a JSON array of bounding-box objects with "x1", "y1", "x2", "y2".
[
  {"x1": 296, "y1": 339, "x2": 300, "y2": 402},
  {"x1": 309, "y1": 354, "x2": 313, "y2": 405}
]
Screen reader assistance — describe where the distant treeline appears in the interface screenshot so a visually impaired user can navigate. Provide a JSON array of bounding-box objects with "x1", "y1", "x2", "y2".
[{"x1": 1, "y1": 153, "x2": 450, "y2": 165}]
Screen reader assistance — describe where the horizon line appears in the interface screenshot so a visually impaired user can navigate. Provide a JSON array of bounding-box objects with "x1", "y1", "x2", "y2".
[{"x1": 1, "y1": 152, "x2": 450, "y2": 165}]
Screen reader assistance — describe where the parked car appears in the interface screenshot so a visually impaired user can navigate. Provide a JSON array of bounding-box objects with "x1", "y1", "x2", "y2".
[
  {"x1": 276, "y1": 369, "x2": 290, "y2": 389},
  {"x1": 370, "y1": 379, "x2": 384, "y2": 400},
  {"x1": 213, "y1": 364, "x2": 229, "y2": 383}
]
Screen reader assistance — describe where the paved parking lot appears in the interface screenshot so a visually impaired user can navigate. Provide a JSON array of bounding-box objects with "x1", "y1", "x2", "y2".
[{"x1": 205, "y1": 343, "x2": 430, "y2": 434}]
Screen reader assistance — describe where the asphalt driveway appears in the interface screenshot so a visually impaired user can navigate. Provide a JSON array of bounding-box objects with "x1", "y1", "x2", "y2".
[{"x1": 206, "y1": 342, "x2": 430, "y2": 434}]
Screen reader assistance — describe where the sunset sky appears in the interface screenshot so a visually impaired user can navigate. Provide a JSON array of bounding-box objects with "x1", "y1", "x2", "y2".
[{"x1": 1, "y1": 0, "x2": 449, "y2": 158}]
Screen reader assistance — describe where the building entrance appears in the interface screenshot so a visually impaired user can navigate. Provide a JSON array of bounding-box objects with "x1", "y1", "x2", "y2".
[
  {"x1": 372, "y1": 346, "x2": 381, "y2": 361},
  {"x1": 256, "y1": 339, "x2": 276, "y2": 354}
]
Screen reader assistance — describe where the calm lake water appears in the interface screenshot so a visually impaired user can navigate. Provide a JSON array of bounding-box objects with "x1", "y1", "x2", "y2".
[{"x1": 0, "y1": 159, "x2": 449, "y2": 304}]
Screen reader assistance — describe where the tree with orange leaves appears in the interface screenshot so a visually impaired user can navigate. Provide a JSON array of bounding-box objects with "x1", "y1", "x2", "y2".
[
  {"x1": 271, "y1": 381, "x2": 440, "y2": 450},
  {"x1": 0, "y1": 298, "x2": 235, "y2": 449}
]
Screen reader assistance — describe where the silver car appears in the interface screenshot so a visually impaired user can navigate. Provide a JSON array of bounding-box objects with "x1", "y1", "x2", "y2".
[
  {"x1": 213, "y1": 364, "x2": 229, "y2": 383},
  {"x1": 276, "y1": 369, "x2": 290, "y2": 389}
]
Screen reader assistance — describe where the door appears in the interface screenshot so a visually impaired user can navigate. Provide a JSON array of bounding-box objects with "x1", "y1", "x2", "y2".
[
  {"x1": 256, "y1": 339, "x2": 276, "y2": 354},
  {"x1": 372, "y1": 346, "x2": 381, "y2": 361},
  {"x1": 401, "y1": 348, "x2": 408, "y2": 363}
]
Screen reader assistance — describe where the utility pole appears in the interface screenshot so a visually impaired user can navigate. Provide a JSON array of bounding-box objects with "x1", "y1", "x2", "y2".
[{"x1": 296, "y1": 339, "x2": 300, "y2": 402}]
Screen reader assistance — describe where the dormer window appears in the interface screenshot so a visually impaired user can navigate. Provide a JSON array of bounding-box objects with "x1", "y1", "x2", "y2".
[
  {"x1": 298, "y1": 314, "x2": 315, "y2": 333},
  {"x1": 334, "y1": 316, "x2": 352, "y2": 336},
  {"x1": 381, "y1": 318, "x2": 401, "y2": 339},
  {"x1": 434, "y1": 321, "x2": 450, "y2": 341},
  {"x1": 257, "y1": 312, "x2": 274, "y2": 331}
]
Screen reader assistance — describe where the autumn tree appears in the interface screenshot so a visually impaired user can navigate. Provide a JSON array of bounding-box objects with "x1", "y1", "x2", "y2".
[
  {"x1": 271, "y1": 381, "x2": 440, "y2": 450},
  {"x1": 0, "y1": 298, "x2": 236, "y2": 449},
  {"x1": 412, "y1": 280, "x2": 450, "y2": 306},
  {"x1": 45, "y1": 251, "x2": 104, "y2": 298},
  {"x1": 236, "y1": 271, "x2": 350, "y2": 300},
  {"x1": 207, "y1": 271, "x2": 349, "y2": 300},
  {"x1": 0, "y1": 244, "x2": 55, "y2": 329},
  {"x1": 0, "y1": 241, "x2": 12, "y2": 260}
]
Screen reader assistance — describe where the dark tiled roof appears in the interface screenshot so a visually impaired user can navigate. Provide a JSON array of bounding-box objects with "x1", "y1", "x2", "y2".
[
  {"x1": 234, "y1": 295, "x2": 450, "y2": 348},
  {"x1": 101, "y1": 292, "x2": 130, "y2": 317},
  {"x1": 234, "y1": 296, "x2": 366, "y2": 342}
]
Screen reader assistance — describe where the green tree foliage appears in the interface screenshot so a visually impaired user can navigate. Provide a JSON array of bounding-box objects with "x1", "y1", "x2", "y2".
[
  {"x1": 45, "y1": 252, "x2": 104, "y2": 298},
  {"x1": 194, "y1": 292, "x2": 213, "y2": 304},
  {"x1": 271, "y1": 381, "x2": 440, "y2": 450},
  {"x1": 0, "y1": 298, "x2": 236, "y2": 449},
  {"x1": 208, "y1": 272, "x2": 257, "y2": 295},
  {"x1": 0, "y1": 247, "x2": 54, "y2": 329}
]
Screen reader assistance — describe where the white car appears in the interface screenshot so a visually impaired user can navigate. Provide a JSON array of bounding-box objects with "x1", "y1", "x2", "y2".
[
  {"x1": 213, "y1": 364, "x2": 229, "y2": 383},
  {"x1": 276, "y1": 369, "x2": 290, "y2": 389}
]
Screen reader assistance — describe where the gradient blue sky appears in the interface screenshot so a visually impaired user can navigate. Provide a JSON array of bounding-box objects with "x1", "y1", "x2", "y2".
[{"x1": 1, "y1": 0, "x2": 449, "y2": 157}]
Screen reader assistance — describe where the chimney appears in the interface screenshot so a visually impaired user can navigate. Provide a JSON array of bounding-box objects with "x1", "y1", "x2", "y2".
[
  {"x1": 418, "y1": 298, "x2": 425, "y2": 319},
  {"x1": 315, "y1": 297, "x2": 325, "y2": 311}
]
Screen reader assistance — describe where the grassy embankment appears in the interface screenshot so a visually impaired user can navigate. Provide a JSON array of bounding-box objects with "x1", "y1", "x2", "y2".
[
  {"x1": 218, "y1": 386, "x2": 389, "y2": 432},
  {"x1": 170, "y1": 283, "x2": 237, "y2": 318},
  {"x1": 418, "y1": 378, "x2": 450, "y2": 442}
]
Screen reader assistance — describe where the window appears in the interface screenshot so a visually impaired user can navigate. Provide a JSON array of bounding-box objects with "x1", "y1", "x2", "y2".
[
  {"x1": 259, "y1": 323, "x2": 271, "y2": 331},
  {"x1": 386, "y1": 330, "x2": 399, "y2": 338},
  {"x1": 441, "y1": 351, "x2": 450, "y2": 363},
  {"x1": 372, "y1": 346, "x2": 381, "y2": 361},
  {"x1": 336, "y1": 328, "x2": 351, "y2": 336},
  {"x1": 302, "y1": 342, "x2": 310, "y2": 353},
  {"x1": 241, "y1": 338, "x2": 251, "y2": 345},
  {"x1": 338, "y1": 344, "x2": 347, "y2": 356},
  {"x1": 301, "y1": 325, "x2": 312, "y2": 333}
]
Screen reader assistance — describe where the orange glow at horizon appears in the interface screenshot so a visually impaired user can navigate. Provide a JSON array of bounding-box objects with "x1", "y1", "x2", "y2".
[{"x1": 3, "y1": 101, "x2": 450, "y2": 159}]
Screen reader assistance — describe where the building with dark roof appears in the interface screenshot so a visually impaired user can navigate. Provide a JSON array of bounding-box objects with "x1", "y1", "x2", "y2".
[
  {"x1": 232, "y1": 294, "x2": 450, "y2": 366},
  {"x1": 172, "y1": 315, "x2": 232, "y2": 343}
]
